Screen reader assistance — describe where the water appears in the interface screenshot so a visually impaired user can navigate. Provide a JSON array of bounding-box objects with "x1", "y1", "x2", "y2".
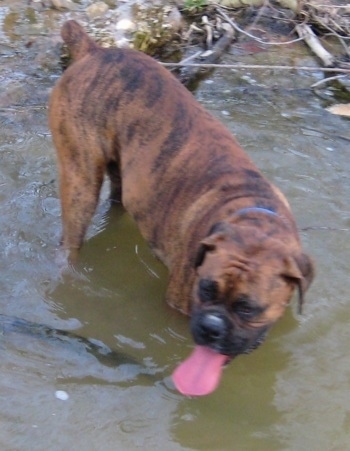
[{"x1": 1, "y1": 3, "x2": 350, "y2": 450}]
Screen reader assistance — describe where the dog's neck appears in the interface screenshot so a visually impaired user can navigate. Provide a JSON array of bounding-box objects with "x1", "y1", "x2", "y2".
[{"x1": 230, "y1": 206, "x2": 294, "y2": 233}]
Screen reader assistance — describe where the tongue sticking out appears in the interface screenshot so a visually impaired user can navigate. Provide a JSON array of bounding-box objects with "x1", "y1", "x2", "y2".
[{"x1": 172, "y1": 345, "x2": 228, "y2": 396}]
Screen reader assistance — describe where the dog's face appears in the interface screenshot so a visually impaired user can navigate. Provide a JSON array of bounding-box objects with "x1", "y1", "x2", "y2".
[{"x1": 191, "y1": 224, "x2": 314, "y2": 357}]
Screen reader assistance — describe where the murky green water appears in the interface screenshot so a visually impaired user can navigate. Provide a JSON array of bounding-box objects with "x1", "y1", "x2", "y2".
[{"x1": 1, "y1": 3, "x2": 350, "y2": 450}]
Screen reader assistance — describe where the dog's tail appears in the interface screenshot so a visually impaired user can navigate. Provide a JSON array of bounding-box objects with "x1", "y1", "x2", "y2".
[{"x1": 61, "y1": 20, "x2": 98, "y2": 61}]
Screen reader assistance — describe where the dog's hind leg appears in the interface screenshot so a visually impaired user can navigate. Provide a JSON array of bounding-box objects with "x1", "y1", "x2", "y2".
[{"x1": 54, "y1": 140, "x2": 106, "y2": 262}]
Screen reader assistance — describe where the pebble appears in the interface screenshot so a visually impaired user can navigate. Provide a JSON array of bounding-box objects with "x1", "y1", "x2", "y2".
[
  {"x1": 86, "y1": 2, "x2": 109, "y2": 19},
  {"x1": 115, "y1": 19, "x2": 136, "y2": 32},
  {"x1": 55, "y1": 390, "x2": 69, "y2": 401}
]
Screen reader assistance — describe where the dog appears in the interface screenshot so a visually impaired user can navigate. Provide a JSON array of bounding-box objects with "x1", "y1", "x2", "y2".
[{"x1": 49, "y1": 20, "x2": 314, "y2": 396}]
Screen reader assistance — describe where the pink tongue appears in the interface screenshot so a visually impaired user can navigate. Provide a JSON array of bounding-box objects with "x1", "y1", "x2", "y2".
[{"x1": 172, "y1": 345, "x2": 228, "y2": 396}]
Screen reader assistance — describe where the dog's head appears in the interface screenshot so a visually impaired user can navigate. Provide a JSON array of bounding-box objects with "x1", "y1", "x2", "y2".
[
  {"x1": 190, "y1": 222, "x2": 314, "y2": 357},
  {"x1": 172, "y1": 222, "x2": 314, "y2": 396}
]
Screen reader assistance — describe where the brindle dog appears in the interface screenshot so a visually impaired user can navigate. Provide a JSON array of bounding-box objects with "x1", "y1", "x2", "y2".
[{"x1": 49, "y1": 20, "x2": 314, "y2": 396}]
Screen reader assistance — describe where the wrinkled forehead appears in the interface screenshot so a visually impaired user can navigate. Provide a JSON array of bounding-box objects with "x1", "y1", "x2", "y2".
[
  {"x1": 203, "y1": 253, "x2": 286, "y2": 283},
  {"x1": 196, "y1": 239, "x2": 297, "y2": 320}
]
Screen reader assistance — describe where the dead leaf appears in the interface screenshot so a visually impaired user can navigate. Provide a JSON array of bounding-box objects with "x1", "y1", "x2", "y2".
[
  {"x1": 326, "y1": 104, "x2": 350, "y2": 117},
  {"x1": 276, "y1": 0, "x2": 299, "y2": 12}
]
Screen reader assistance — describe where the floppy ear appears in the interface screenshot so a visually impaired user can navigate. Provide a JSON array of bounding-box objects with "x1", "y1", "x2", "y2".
[
  {"x1": 194, "y1": 233, "x2": 225, "y2": 268},
  {"x1": 283, "y1": 254, "x2": 315, "y2": 314}
]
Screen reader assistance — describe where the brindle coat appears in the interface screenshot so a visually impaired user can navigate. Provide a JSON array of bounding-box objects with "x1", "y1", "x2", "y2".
[{"x1": 49, "y1": 21, "x2": 314, "y2": 357}]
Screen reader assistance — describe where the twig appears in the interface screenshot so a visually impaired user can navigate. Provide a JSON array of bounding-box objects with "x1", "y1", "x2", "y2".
[
  {"x1": 309, "y1": 16, "x2": 350, "y2": 57},
  {"x1": 217, "y1": 7, "x2": 305, "y2": 46},
  {"x1": 170, "y1": 50, "x2": 202, "y2": 72},
  {"x1": 301, "y1": 126, "x2": 350, "y2": 142},
  {"x1": 311, "y1": 74, "x2": 347, "y2": 88},
  {"x1": 307, "y1": 4, "x2": 350, "y2": 7},
  {"x1": 160, "y1": 62, "x2": 350, "y2": 73},
  {"x1": 301, "y1": 226, "x2": 349, "y2": 232},
  {"x1": 202, "y1": 16, "x2": 213, "y2": 49},
  {"x1": 0, "y1": 105, "x2": 46, "y2": 112},
  {"x1": 178, "y1": 23, "x2": 235, "y2": 86},
  {"x1": 296, "y1": 23, "x2": 335, "y2": 67}
]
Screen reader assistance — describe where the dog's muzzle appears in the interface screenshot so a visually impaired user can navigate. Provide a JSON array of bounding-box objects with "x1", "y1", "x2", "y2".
[
  {"x1": 190, "y1": 308, "x2": 232, "y2": 352},
  {"x1": 190, "y1": 307, "x2": 269, "y2": 356}
]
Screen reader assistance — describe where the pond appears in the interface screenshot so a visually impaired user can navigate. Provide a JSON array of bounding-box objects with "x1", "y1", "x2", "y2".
[{"x1": 1, "y1": 2, "x2": 350, "y2": 450}]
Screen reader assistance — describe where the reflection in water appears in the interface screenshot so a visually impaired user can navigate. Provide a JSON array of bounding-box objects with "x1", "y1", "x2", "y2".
[
  {"x1": 0, "y1": 313, "x2": 168, "y2": 393},
  {"x1": 0, "y1": 313, "x2": 141, "y2": 368},
  {"x1": 272, "y1": 266, "x2": 350, "y2": 449}
]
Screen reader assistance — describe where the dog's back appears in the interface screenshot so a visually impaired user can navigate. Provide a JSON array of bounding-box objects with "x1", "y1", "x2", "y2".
[{"x1": 50, "y1": 22, "x2": 259, "y2": 252}]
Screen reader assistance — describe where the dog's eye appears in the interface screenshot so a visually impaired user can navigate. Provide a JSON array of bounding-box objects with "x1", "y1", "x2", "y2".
[
  {"x1": 232, "y1": 301, "x2": 258, "y2": 319},
  {"x1": 198, "y1": 279, "x2": 219, "y2": 302}
]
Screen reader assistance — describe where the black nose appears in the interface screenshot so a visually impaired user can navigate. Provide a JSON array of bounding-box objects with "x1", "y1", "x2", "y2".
[{"x1": 198, "y1": 313, "x2": 227, "y2": 342}]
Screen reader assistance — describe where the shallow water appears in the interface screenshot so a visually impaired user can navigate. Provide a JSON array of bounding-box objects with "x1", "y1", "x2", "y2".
[{"x1": 1, "y1": 4, "x2": 350, "y2": 450}]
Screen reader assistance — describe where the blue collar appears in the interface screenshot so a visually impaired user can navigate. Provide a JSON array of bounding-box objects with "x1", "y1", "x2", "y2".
[{"x1": 233, "y1": 207, "x2": 278, "y2": 217}]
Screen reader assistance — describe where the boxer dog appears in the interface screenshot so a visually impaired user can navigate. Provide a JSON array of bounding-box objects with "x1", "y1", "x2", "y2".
[{"x1": 49, "y1": 20, "x2": 314, "y2": 396}]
